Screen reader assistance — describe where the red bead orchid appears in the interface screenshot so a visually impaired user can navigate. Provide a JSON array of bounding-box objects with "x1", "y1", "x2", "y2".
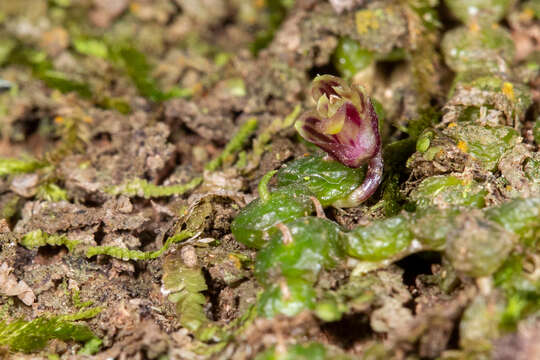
[{"x1": 295, "y1": 75, "x2": 383, "y2": 207}]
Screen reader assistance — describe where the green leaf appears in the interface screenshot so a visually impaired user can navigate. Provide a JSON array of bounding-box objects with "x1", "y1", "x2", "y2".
[
  {"x1": 255, "y1": 343, "x2": 327, "y2": 360},
  {"x1": 346, "y1": 215, "x2": 413, "y2": 261},
  {"x1": 231, "y1": 184, "x2": 315, "y2": 249},
  {"x1": 276, "y1": 154, "x2": 365, "y2": 207},
  {"x1": 73, "y1": 37, "x2": 109, "y2": 58},
  {"x1": 257, "y1": 277, "x2": 316, "y2": 318},
  {"x1": 255, "y1": 217, "x2": 346, "y2": 284},
  {"x1": 409, "y1": 175, "x2": 487, "y2": 209},
  {"x1": 332, "y1": 37, "x2": 374, "y2": 79}
]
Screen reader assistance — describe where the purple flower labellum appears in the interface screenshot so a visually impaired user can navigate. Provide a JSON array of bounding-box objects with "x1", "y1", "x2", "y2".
[{"x1": 296, "y1": 75, "x2": 383, "y2": 206}]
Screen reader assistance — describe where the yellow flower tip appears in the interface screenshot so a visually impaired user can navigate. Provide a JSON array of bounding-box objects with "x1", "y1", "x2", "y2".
[
  {"x1": 323, "y1": 122, "x2": 343, "y2": 135},
  {"x1": 228, "y1": 254, "x2": 243, "y2": 270},
  {"x1": 82, "y1": 116, "x2": 93, "y2": 124},
  {"x1": 320, "y1": 110, "x2": 346, "y2": 135},
  {"x1": 505, "y1": 185, "x2": 513, "y2": 191},
  {"x1": 502, "y1": 82, "x2": 515, "y2": 101},
  {"x1": 447, "y1": 122, "x2": 457, "y2": 128},
  {"x1": 355, "y1": 10, "x2": 379, "y2": 34},
  {"x1": 520, "y1": 8, "x2": 534, "y2": 21},
  {"x1": 457, "y1": 140, "x2": 468, "y2": 153},
  {"x1": 469, "y1": 22, "x2": 480, "y2": 32},
  {"x1": 192, "y1": 82, "x2": 203, "y2": 95},
  {"x1": 54, "y1": 116, "x2": 64, "y2": 124},
  {"x1": 129, "y1": 2, "x2": 140, "y2": 13},
  {"x1": 460, "y1": 178, "x2": 472, "y2": 186}
]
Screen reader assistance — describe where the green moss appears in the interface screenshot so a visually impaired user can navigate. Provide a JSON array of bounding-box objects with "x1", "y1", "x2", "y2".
[
  {"x1": 86, "y1": 230, "x2": 192, "y2": 260},
  {"x1": 110, "y1": 44, "x2": 189, "y2": 102},
  {"x1": 1, "y1": 195, "x2": 20, "y2": 220},
  {"x1": 163, "y1": 254, "x2": 257, "y2": 343},
  {"x1": 72, "y1": 37, "x2": 109, "y2": 59},
  {"x1": 163, "y1": 254, "x2": 221, "y2": 341},
  {"x1": 205, "y1": 118, "x2": 258, "y2": 171},
  {"x1": 0, "y1": 308, "x2": 101, "y2": 353},
  {"x1": 20, "y1": 229, "x2": 80, "y2": 252},
  {"x1": 533, "y1": 117, "x2": 540, "y2": 144},
  {"x1": 258, "y1": 170, "x2": 278, "y2": 203},
  {"x1": 8, "y1": 47, "x2": 92, "y2": 98},
  {"x1": 249, "y1": 0, "x2": 293, "y2": 55},
  {"x1": 493, "y1": 255, "x2": 540, "y2": 330},
  {"x1": 416, "y1": 131, "x2": 433, "y2": 152},
  {"x1": 0, "y1": 158, "x2": 46, "y2": 176},
  {"x1": 36, "y1": 183, "x2": 68, "y2": 202},
  {"x1": 244, "y1": 105, "x2": 301, "y2": 172},
  {"x1": 106, "y1": 177, "x2": 203, "y2": 199}
]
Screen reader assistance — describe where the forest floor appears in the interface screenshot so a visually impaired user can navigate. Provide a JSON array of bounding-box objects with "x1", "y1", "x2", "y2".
[{"x1": 0, "y1": 0, "x2": 539, "y2": 359}]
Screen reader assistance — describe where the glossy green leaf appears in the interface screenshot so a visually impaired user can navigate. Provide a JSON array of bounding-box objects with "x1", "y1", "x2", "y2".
[
  {"x1": 346, "y1": 215, "x2": 413, "y2": 261},
  {"x1": 255, "y1": 217, "x2": 346, "y2": 284},
  {"x1": 409, "y1": 175, "x2": 487, "y2": 209},
  {"x1": 276, "y1": 154, "x2": 365, "y2": 207},
  {"x1": 231, "y1": 184, "x2": 315, "y2": 249}
]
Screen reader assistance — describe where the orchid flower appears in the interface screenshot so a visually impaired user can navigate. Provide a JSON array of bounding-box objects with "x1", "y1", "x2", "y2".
[{"x1": 295, "y1": 75, "x2": 383, "y2": 207}]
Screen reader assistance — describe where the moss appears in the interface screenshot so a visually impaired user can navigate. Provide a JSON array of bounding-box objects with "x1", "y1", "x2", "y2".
[
  {"x1": 20, "y1": 229, "x2": 80, "y2": 252},
  {"x1": 0, "y1": 307, "x2": 101, "y2": 353},
  {"x1": 106, "y1": 177, "x2": 203, "y2": 199},
  {"x1": 244, "y1": 105, "x2": 301, "y2": 173},
  {"x1": 205, "y1": 118, "x2": 258, "y2": 171},
  {"x1": 86, "y1": 230, "x2": 192, "y2": 260},
  {"x1": 36, "y1": 183, "x2": 68, "y2": 202},
  {"x1": 163, "y1": 252, "x2": 257, "y2": 342},
  {"x1": 163, "y1": 253, "x2": 218, "y2": 341},
  {"x1": 0, "y1": 158, "x2": 46, "y2": 176}
]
